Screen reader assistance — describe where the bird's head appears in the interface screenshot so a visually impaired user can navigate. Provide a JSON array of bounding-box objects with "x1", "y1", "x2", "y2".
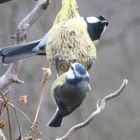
[
  {"x1": 84, "y1": 15, "x2": 109, "y2": 42},
  {"x1": 66, "y1": 63, "x2": 89, "y2": 84}
]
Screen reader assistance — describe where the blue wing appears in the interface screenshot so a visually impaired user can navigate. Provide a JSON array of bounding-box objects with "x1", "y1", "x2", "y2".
[{"x1": 32, "y1": 32, "x2": 49, "y2": 54}]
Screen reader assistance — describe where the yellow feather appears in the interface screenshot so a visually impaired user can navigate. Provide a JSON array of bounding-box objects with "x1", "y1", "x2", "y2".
[
  {"x1": 46, "y1": 0, "x2": 98, "y2": 74},
  {"x1": 46, "y1": 17, "x2": 96, "y2": 74},
  {"x1": 51, "y1": 72, "x2": 67, "y2": 102},
  {"x1": 53, "y1": 0, "x2": 99, "y2": 47},
  {"x1": 53, "y1": 0, "x2": 80, "y2": 25}
]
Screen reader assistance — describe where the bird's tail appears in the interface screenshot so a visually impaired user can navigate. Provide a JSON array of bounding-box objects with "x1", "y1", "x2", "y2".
[
  {"x1": 0, "y1": 39, "x2": 43, "y2": 64},
  {"x1": 48, "y1": 108, "x2": 63, "y2": 127}
]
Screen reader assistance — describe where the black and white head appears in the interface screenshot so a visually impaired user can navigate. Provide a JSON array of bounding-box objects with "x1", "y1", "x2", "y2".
[
  {"x1": 84, "y1": 15, "x2": 109, "y2": 41},
  {"x1": 66, "y1": 63, "x2": 89, "y2": 83}
]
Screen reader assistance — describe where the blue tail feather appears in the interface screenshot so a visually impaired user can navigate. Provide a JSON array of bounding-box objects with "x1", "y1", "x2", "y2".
[
  {"x1": 48, "y1": 108, "x2": 63, "y2": 127},
  {"x1": 0, "y1": 39, "x2": 46, "y2": 64}
]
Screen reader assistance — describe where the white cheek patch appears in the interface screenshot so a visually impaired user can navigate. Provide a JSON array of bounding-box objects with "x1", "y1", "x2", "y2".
[
  {"x1": 67, "y1": 69, "x2": 75, "y2": 79},
  {"x1": 86, "y1": 17, "x2": 100, "y2": 24},
  {"x1": 86, "y1": 71, "x2": 89, "y2": 78},
  {"x1": 101, "y1": 26, "x2": 107, "y2": 36}
]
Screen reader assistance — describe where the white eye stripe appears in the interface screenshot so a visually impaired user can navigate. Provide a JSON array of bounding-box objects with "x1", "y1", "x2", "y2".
[
  {"x1": 86, "y1": 17, "x2": 100, "y2": 24},
  {"x1": 86, "y1": 71, "x2": 89, "y2": 77}
]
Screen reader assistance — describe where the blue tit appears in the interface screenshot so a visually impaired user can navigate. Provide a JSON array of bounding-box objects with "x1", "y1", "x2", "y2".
[
  {"x1": 48, "y1": 63, "x2": 91, "y2": 127},
  {"x1": 0, "y1": 15, "x2": 108, "y2": 74}
]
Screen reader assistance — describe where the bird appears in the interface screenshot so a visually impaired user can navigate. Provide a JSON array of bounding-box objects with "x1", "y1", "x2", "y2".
[
  {"x1": 0, "y1": 0, "x2": 80, "y2": 64},
  {"x1": 53, "y1": 0, "x2": 80, "y2": 25},
  {"x1": 48, "y1": 62, "x2": 91, "y2": 127},
  {"x1": 0, "y1": 0, "x2": 80, "y2": 63},
  {"x1": 0, "y1": 15, "x2": 109, "y2": 75}
]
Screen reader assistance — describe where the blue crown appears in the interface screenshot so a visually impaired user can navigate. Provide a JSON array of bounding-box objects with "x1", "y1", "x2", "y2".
[{"x1": 73, "y1": 63, "x2": 86, "y2": 75}]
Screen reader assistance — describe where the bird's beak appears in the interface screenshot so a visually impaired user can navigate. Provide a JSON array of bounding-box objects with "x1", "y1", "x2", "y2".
[{"x1": 101, "y1": 20, "x2": 109, "y2": 26}]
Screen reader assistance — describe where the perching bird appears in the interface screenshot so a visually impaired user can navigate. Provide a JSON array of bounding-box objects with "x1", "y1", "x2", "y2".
[
  {"x1": 48, "y1": 62, "x2": 91, "y2": 127},
  {"x1": 53, "y1": 0, "x2": 80, "y2": 25},
  {"x1": 0, "y1": 0, "x2": 80, "y2": 62},
  {"x1": 0, "y1": 16, "x2": 108, "y2": 74}
]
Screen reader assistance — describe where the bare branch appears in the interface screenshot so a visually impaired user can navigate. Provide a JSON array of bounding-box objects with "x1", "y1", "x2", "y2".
[
  {"x1": 0, "y1": 61, "x2": 24, "y2": 93},
  {"x1": 15, "y1": 0, "x2": 51, "y2": 42},
  {"x1": 0, "y1": 0, "x2": 51, "y2": 138},
  {"x1": 56, "y1": 79, "x2": 128, "y2": 140},
  {"x1": 0, "y1": 0, "x2": 51, "y2": 93},
  {"x1": 0, "y1": 92, "x2": 12, "y2": 139},
  {"x1": 13, "y1": 107, "x2": 22, "y2": 138},
  {"x1": 28, "y1": 68, "x2": 51, "y2": 135},
  {"x1": 0, "y1": 99, "x2": 42, "y2": 137},
  {"x1": 7, "y1": 102, "x2": 33, "y2": 125}
]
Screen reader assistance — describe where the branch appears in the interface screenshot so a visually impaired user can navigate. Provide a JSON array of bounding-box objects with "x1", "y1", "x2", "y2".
[
  {"x1": 0, "y1": 92, "x2": 12, "y2": 139},
  {"x1": 0, "y1": 0, "x2": 51, "y2": 93},
  {"x1": 15, "y1": 0, "x2": 50, "y2": 43},
  {"x1": 7, "y1": 102, "x2": 33, "y2": 125},
  {"x1": 56, "y1": 79, "x2": 128, "y2": 140},
  {"x1": 28, "y1": 67, "x2": 51, "y2": 135},
  {"x1": 13, "y1": 107, "x2": 22, "y2": 138},
  {"x1": 0, "y1": 99, "x2": 42, "y2": 137}
]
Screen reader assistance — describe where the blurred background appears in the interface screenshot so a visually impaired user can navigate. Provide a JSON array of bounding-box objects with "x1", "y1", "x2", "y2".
[{"x1": 0, "y1": 0, "x2": 140, "y2": 139}]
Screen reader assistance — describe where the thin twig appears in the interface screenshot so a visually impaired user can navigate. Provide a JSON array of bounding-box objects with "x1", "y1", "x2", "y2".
[
  {"x1": 31, "y1": 84, "x2": 46, "y2": 128},
  {"x1": 13, "y1": 107, "x2": 22, "y2": 138},
  {"x1": 0, "y1": 102, "x2": 3, "y2": 116},
  {"x1": 7, "y1": 102, "x2": 33, "y2": 125},
  {"x1": 0, "y1": 97, "x2": 43, "y2": 137},
  {"x1": 0, "y1": 0, "x2": 51, "y2": 138},
  {"x1": 6, "y1": 106, "x2": 12, "y2": 140},
  {"x1": 0, "y1": 103, "x2": 6, "y2": 117},
  {"x1": 8, "y1": 101, "x2": 43, "y2": 137},
  {"x1": 28, "y1": 68, "x2": 51, "y2": 134},
  {"x1": 56, "y1": 79, "x2": 128, "y2": 140},
  {"x1": 0, "y1": 99, "x2": 32, "y2": 125},
  {"x1": 0, "y1": 0, "x2": 51, "y2": 93},
  {"x1": 0, "y1": 92, "x2": 12, "y2": 140}
]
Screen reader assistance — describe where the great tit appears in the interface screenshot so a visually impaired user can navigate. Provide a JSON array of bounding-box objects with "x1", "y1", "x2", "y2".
[
  {"x1": 48, "y1": 62, "x2": 91, "y2": 127},
  {"x1": 0, "y1": 15, "x2": 108, "y2": 74}
]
